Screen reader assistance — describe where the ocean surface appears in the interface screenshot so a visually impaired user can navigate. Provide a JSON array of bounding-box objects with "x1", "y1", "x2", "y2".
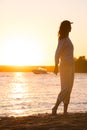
[{"x1": 0, "y1": 72, "x2": 87, "y2": 117}]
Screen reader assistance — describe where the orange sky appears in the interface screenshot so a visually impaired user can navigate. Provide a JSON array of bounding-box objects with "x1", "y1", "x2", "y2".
[{"x1": 0, "y1": 0, "x2": 87, "y2": 65}]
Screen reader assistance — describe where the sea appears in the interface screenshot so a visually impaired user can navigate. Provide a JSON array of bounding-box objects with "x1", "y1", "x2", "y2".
[{"x1": 0, "y1": 72, "x2": 87, "y2": 117}]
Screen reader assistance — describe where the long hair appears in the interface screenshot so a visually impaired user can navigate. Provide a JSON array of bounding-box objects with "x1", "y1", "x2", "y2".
[{"x1": 58, "y1": 20, "x2": 72, "y2": 40}]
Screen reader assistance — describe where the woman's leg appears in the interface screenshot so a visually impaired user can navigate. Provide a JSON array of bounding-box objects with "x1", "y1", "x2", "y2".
[
  {"x1": 52, "y1": 88, "x2": 68, "y2": 115},
  {"x1": 52, "y1": 66, "x2": 69, "y2": 115},
  {"x1": 64, "y1": 103, "x2": 68, "y2": 114},
  {"x1": 52, "y1": 65, "x2": 74, "y2": 115},
  {"x1": 52, "y1": 100, "x2": 60, "y2": 115},
  {"x1": 62, "y1": 65, "x2": 74, "y2": 114}
]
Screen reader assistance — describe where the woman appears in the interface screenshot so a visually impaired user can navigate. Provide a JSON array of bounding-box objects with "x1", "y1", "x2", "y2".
[{"x1": 52, "y1": 20, "x2": 74, "y2": 115}]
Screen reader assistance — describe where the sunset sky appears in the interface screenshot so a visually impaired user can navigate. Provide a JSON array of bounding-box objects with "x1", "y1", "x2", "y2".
[{"x1": 0, "y1": 0, "x2": 87, "y2": 66}]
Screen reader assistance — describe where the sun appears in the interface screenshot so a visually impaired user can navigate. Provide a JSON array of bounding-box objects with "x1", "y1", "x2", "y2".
[{"x1": 3, "y1": 35, "x2": 45, "y2": 66}]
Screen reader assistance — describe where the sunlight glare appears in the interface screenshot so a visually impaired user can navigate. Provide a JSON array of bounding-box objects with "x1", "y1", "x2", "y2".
[{"x1": 3, "y1": 34, "x2": 45, "y2": 65}]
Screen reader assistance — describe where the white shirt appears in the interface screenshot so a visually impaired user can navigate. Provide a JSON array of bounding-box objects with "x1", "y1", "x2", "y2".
[{"x1": 55, "y1": 37, "x2": 74, "y2": 65}]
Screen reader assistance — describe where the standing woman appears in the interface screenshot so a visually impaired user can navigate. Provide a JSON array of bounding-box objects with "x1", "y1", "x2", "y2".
[{"x1": 52, "y1": 20, "x2": 74, "y2": 115}]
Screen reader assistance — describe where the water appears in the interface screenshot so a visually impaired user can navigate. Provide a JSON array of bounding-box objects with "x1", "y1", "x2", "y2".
[{"x1": 0, "y1": 72, "x2": 87, "y2": 117}]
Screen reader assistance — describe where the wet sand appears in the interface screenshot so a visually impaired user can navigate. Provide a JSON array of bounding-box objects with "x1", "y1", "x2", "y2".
[{"x1": 0, "y1": 112, "x2": 87, "y2": 130}]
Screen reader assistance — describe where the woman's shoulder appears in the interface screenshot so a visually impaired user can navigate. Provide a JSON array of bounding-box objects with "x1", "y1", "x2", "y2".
[
  {"x1": 63, "y1": 37, "x2": 72, "y2": 45},
  {"x1": 59, "y1": 38, "x2": 65, "y2": 42},
  {"x1": 59, "y1": 38, "x2": 68, "y2": 44},
  {"x1": 58, "y1": 38, "x2": 67, "y2": 48}
]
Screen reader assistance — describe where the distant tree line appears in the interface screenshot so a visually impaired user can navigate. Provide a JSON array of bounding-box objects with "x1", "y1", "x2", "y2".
[
  {"x1": 74, "y1": 56, "x2": 87, "y2": 73},
  {"x1": 47, "y1": 56, "x2": 87, "y2": 73}
]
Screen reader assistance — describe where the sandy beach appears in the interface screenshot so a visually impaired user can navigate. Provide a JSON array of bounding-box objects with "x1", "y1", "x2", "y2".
[{"x1": 0, "y1": 112, "x2": 87, "y2": 130}]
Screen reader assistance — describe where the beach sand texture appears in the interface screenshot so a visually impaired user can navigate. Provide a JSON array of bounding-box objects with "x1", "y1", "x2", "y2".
[{"x1": 0, "y1": 112, "x2": 87, "y2": 130}]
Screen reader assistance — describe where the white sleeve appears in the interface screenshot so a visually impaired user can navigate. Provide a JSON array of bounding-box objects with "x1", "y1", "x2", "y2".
[{"x1": 55, "y1": 40, "x2": 64, "y2": 65}]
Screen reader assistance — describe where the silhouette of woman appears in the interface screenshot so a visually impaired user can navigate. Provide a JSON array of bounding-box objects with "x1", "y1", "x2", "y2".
[{"x1": 52, "y1": 20, "x2": 74, "y2": 115}]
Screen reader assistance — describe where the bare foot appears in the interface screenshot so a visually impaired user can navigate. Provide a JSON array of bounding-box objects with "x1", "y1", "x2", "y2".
[{"x1": 52, "y1": 107, "x2": 57, "y2": 116}]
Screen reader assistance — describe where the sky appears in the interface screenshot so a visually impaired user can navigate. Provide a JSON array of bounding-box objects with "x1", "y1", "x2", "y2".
[{"x1": 0, "y1": 0, "x2": 87, "y2": 66}]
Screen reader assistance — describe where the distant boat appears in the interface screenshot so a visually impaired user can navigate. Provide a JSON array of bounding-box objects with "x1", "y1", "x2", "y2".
[{"x1": 32, "y1": 67, "x2": 47, "y2": 74}]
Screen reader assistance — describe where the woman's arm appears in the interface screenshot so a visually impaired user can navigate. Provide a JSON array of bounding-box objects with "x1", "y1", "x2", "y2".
[{"x1": 54, "y1": 40, "x2": 64, "y2": 75}]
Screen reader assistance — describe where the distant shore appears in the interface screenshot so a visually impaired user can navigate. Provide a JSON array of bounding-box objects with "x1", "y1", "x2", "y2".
[
  {"x1": 0, "y1": 65, "x2": 87, "y2": 73},
  {"x1": 0, "y1": 65, "x2": 54, "y2": 72},
  {"x1": 0, "y1": 112, "x2": 87, "y2": 130}
]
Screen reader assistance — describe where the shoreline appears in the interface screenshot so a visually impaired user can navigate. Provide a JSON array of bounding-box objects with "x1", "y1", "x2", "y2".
[{"x1": 0, "y1": 112, "x2": 87, "y2": 130}]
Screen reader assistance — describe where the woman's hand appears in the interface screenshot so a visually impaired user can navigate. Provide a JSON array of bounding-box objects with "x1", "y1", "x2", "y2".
[{"x1": 54, "y1": 65, "x2": 58, "y2": 75}]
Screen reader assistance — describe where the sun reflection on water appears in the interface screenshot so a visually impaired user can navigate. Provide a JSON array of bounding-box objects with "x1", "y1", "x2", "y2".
[
  {"x1": 12, "y1": 84, "x2": 25, "y2": 99},
  {"x1": 10, "y1": 72, "x2": 29, "y2": 116},
  {"x1": 11, "y1": 72, "x2": 26, "y2": 96}
]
